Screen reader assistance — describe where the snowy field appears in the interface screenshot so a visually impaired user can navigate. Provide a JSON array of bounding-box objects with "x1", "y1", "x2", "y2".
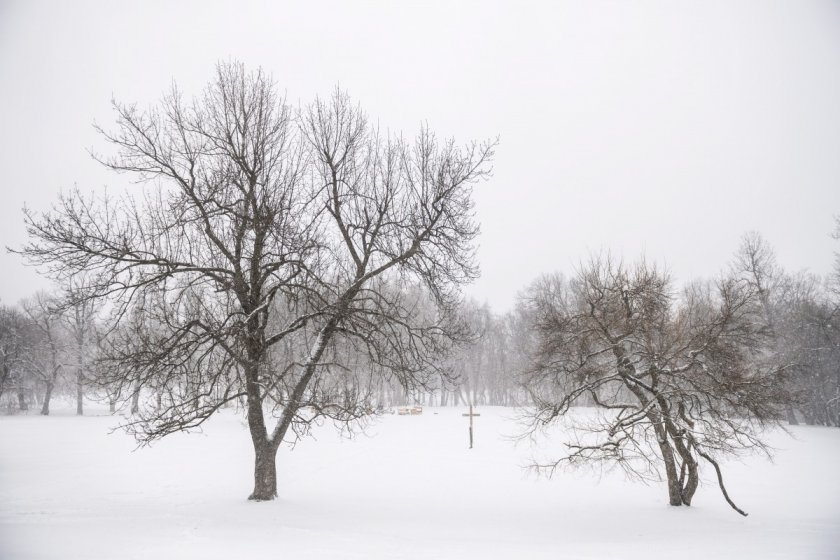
[{"x1": 1, "y1": 404, "x2": 839, "y2": 560}]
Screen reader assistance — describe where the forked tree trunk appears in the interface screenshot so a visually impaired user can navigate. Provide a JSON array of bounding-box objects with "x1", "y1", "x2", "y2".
[
  {"x1": 41, "y1": 382, "x2": 54, "y2": 415},
  {"x1": 621, "y1": 358, "x2": 686, "y2": 508},
  {"x1": 660, "y1": 406, "x2": 699, "y2": 506},
  {"x1": 246, "y1": 321, "x2": 336, "y2": 502},
  {"x1": 131, "y1": 389, "x2": 140, "y2": 415},
  {"x1": 244, "y1": 355, "x2": 278, "y2": 501}
]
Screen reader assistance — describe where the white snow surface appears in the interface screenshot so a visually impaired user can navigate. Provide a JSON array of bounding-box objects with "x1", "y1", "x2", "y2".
[{"x1": 1, "y1": 404, "x2": 839, "y2": 559}]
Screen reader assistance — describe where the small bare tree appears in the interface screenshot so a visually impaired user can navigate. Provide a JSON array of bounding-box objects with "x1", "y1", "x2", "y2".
[
  {"x1": 732, "y1": 232, "x2": 840, "y2": 427},
  {"x1": 58, "y1": 279, "x2": 101, "y2": 415},
  {"x1": 21, "y1": 292, "x2": 67, "y2": 415},
  {"x1": 521, "y1": 256, "x2": 790, "y2": 515},
  {"x1": 0, "y1": 304, "x2": 29, "y2": 406},
  {"x1": 19, "y1": 61, "x2": 494, "y2": 500}
]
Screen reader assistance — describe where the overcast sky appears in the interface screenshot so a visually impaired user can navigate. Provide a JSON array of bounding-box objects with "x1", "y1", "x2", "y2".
[{"x1": 1, "y1": 0, "x2": 839, "y2": 311}]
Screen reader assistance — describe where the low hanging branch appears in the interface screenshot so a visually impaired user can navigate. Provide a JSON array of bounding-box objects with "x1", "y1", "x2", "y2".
[{"x1": 696, "y1": 448, "x2": 749, "y2": 517}]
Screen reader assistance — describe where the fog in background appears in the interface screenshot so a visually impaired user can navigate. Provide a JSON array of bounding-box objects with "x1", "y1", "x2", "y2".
[{"x1": 1, "y1": 0, "x2": 839, "y2": 311}]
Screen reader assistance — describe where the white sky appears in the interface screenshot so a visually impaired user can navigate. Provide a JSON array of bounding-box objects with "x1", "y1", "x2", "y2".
[{"x1": 1, "y1": 0, "x2": 839, "y2": 311}]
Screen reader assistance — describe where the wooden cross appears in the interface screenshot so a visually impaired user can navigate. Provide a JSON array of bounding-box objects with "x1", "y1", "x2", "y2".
[{"x1": 461, "y1": 404, "x2": 480, "y2": 449}]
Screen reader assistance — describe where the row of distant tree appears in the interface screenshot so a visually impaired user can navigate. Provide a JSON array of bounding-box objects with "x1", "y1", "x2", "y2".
[
  {"x1": 2, "y1": 228, "x2": 838, "y2": 430},
  {"x1": 0, "y1": 284, "x2": 100, "y2": 415}
]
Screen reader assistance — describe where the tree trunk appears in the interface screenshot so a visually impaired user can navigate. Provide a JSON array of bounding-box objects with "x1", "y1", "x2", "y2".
[
  {"x1": 76, "y1": 369, "x2": 84, "y2": 415},
  {"x1": 41, "y1": 382, "x2": 54, "y2": 416},
  {"x1": 680, "y1": 460, "x2": 699, "y2": 505},
  {"x1": 131, "y1": 388, "x2": 141, "y2": 415},
  {"x1": 0, "y1": 365, "x2": 9, "y2": 400},
  {"x1": 249, "y1": 441, "x2": 279, "y2": 501},
  {"x1": 109, "y1": 398, "x2": 116, "y2": 414},
  {"x1": 785, "y1": 404, "x2": 799, "y2": 426},
  {"x1": 245, "y1": 358, "x2": 274, "y2": 501},
  {"x1": 17, "y1": 386, "x2": 28, "y2": 411},
  {"x1": 649, "y1": 414, "x2": 682, "y2": 506},
  {"x1": 662, "y1": 450, "x2": 683, "y2": 506}
]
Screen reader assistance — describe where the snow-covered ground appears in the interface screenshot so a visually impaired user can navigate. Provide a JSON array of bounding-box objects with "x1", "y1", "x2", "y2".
[{"x1": 1, "y1": 403, "x2": 838, "y2": 559}]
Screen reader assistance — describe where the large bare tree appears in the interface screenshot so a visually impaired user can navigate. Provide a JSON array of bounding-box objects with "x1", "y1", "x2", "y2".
[
  {"x1": 520, "y1": 256, "x2": 790, "y2": 515},
  {"x1": 19, "y1": 62, "x2": 494, "y2": 500}
]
